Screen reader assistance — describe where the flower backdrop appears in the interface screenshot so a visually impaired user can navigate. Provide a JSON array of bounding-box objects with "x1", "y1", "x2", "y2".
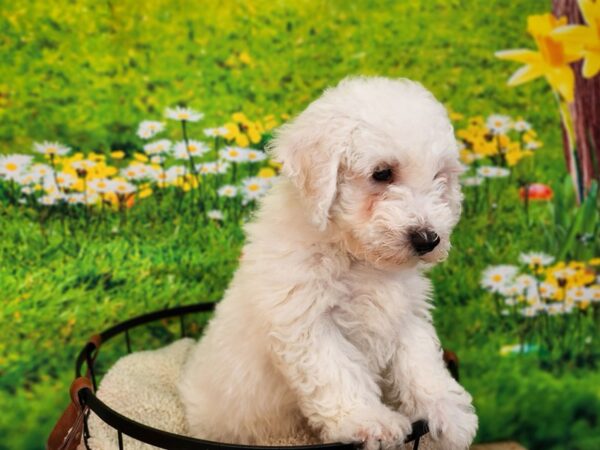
[{"x1": 1, "y1": 1, "x2": 599, "y2": 449}]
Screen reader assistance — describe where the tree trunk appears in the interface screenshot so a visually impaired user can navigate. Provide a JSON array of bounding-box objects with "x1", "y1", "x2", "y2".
[{"x1": 553, "y1": 0, "x2": 600, "y2": 197}]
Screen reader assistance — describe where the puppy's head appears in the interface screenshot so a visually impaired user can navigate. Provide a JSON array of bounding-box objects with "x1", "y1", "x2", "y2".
[{"x1": 270, "y1": 77, "x2": 463, "y2": 268}]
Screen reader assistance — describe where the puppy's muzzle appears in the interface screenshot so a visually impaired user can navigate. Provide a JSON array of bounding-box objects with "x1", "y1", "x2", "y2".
[{"x1": 409, "y1": 229, "x2": 440, "y2": 255}]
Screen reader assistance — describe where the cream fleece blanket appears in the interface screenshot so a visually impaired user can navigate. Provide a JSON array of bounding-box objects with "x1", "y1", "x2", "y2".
[{"x1": 80, "y1": 339, "x2": 432, "y2": 450}]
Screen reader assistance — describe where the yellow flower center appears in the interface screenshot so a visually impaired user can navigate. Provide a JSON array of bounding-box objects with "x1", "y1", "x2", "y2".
[
  {"x1": 229, "y1": 150, "x2": 239, "y2": 157},
  {"x1": 537, "y1": 36, "x2": 567, "y2": 67},
  {"x1": 6, "y1": 162, "x2": 17, "y2": 171},
  {"x1": 248, "y1": 184, "x2": 260, "y2": 192},
  {"x1": 492, "y1": 274, "x2": 503, "y2": 282}
]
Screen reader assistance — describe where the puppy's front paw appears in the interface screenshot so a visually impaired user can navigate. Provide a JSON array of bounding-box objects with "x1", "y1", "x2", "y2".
[
  {"x1": 426, "y1": 390, "x2": 478, "y2": 450},
  {"x1": 322, "y1": 405, "x2": 412, "y2": 450}
]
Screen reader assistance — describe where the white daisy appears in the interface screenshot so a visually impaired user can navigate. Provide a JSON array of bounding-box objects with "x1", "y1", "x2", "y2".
[
  {"x1": 207, "y1": 210, "x2": 224, "y2": 221},
  {"x1": 220, "y1": 147, "x2": 248, "y2": 163},
  {"x1": 477, "y1": 165, "x2": 510, "y2": 178},
  {"x1": 486, "y1": 114, "x2": 512, "y2": 135},
  {"x1": 512, "y1": 119, "x2": 531, "y2": 132},
  {"x1": 525, "y1": 140, "x2": 542, "y2": 150},
  {"x1": 538, "y1": 282, "x2": 558, "y2": 299},
  {"x1": 164, "y1": 165, "x2": 187, "y2": 183},
  {"x1": 242, "y1": 177, "x2": 270, "y2": 200},
  {"x1": 29, "y1": 163, "x2": 53, "y2": 179},
  {"x1": 137, "y1": 121, "x2": 165, "y2": 139},
  {"x1": 544, "y1": 303, "x2": 572, "y2": 315},
  {"x1": 33, "y1": 141, "x2": 70, "y2": 156},
  {"x1": 519, "y1": 252, "x2": 555, "y2": 267},
  {"x1": 500, "y1": 283, "x2": 522, "y2": 297},
  {"x1": 165, "y1": 106, "x2": 203, "y2": 122},
  {"x1": 110, "y1": 180, "x2": 137, "y2": 195},
  {"x1": 520, "y1": 306, "x2": 539, "y2": 318},
  {"x1": 143, "y1": 139, "x2": 172, "y2": 156},
  {"x1": 16, "y1": 172, "x2": 37, "y2": 186},
  {"x1": 589, "y1": 285, "x2": 600, "y2": 303},
  {"x1": 218, "y1": 185, "x2": 237, "y2": 198},
  {"x1": 0, "y1": 155, "x2": 33, "y2": 180},
  {"x1": 246, "y1": 149, "x2": 268, "y2": 163},
  {"x1": 216, "y1": 161, "x2": 230, "y2": 174},
  {"x1": 481, "y1": 265, "x2": 519, "y2": 293},
  {"x1": 204, "y1": 127, "x2": 228, "y2": 137},
  {"x1": 87, "y1": 178, "x2": 113, "y2": 194},
  {"x1": 39, "y1": 194, "x2": 63, "y2": 205},
  {"x1": 54, "y1": 172, "x2": 77, "y2": 189},
  {"x1": 150, "y1": 155, "x2": 165, "y2": 165},
  {"x1": 70, "y1": 160, "x2": 97, "y2": 171},
  {"x1": 64, "y1": 193, "x2": 86, "y2": 205},
  {"x1": 515, "y1": 274, "x2": 537, "y2": 290},
  {"x1": 566, "y1": 287, "x2": 591, "y2": 303},
  {"x1": 173, "y1": 140, "x2": 209, "y2": 159},
  {"x1": 121, "y1": 164, "x2": 153, "y2": 181},
  {"x1": 461, "y1": 175, "x2": 484, "y2": 186}
]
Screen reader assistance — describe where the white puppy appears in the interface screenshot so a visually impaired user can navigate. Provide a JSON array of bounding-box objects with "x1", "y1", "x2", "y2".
[{"x1": 179, "y1": 77, "x2": 477, "y2": 450}]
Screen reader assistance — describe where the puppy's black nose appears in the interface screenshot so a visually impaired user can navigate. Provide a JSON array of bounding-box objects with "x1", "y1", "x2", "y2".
[{"x1": 410, "y1": 230, "x2": 440, "y2": 255}]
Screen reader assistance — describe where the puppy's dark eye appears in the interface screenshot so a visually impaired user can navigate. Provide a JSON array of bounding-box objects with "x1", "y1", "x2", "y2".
[{"x1": 372, "y1": 168, "x2": 393, "y2": 183}]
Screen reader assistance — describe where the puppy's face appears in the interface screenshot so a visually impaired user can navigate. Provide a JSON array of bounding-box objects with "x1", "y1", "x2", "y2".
[
  {"x1": 332, "y1": 126, "x2": 463, "y2": 268},
  {"x1": 271, "y1": 77, "x2": 463, "y2": 269}
]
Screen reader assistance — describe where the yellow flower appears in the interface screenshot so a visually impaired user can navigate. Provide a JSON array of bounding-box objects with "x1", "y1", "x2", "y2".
[
  {"x1": 506, "y1": 149, "x2": 523, "y2": 166},
  {"x1": 449, "y1": 111, "x2": 464, "y2": 121},
  {"x1": 139, "y1": 188, "x2": 153, "y2": 199},
  {"x1": 258, "y1": 167, "x2": 276, "y2": 179},
  {"x1": 134, "y1": 152, "x2": 149, "y2": 163},
  {"x1": 588, "y1": 257, "x2": 600, "y2": 266},
  {"x1": 111, "y1": 151, "x2": 125, "y2": 160},
  {"x1": 224, "y1": 113, "x2": 263, "y2": 147},
  {"x1": 239, "y1": 51, "x2": 252, "y2": 65},
  {"x1": 553, "y1": 0, "x2": 600, "y2": 78},
  {"x1": 460, "y1": 149, "x2": 476, "y2": 164},
  {"x1": 495, "y1": 13, "x2": 582, "y2": 102},
  {"x1": 89, "y1": 152, "x2": 106, "y2": 162},
  {"x1": 269, "y1": 160, "x2": 283, "y2": 171}
]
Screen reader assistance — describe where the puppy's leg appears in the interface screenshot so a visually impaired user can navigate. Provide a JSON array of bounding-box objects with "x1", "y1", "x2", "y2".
[
  {"x1": 267, "y1": 285, "x2": 411, "y2": 450},
  {"x1": 389, "y1": 314, "x2": 477, "y2": 450}
]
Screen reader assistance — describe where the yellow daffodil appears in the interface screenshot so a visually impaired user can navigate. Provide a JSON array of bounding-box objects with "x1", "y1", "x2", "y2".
[
  {"x1": 553, "y1": 0, "x2": 600, "y2": 78},
  {"x1": 496, "y1": 13, "x2": 582, "y2": 102},
  {"x1": 111, "y1": 150, "x2": 125, "y2": 159}
]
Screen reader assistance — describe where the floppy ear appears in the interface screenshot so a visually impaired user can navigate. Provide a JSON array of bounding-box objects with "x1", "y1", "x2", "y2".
[{"x1": 268, "y1": 113, "x2": 347, "y2": 231}]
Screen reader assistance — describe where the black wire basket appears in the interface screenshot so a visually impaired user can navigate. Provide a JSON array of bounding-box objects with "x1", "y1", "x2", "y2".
[{"x1": 48, "y1": 301, "x2": 453, "y2": 450}]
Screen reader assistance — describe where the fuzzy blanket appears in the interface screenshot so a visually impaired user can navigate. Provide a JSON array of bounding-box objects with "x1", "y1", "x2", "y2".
[{"x1": 80, "y1": 339, "x2": 432, "y2": 450}]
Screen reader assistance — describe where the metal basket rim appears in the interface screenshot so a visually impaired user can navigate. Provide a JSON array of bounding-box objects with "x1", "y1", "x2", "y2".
[{"x1": 72, "y1": 301, "x2": 429, "y2": 450}]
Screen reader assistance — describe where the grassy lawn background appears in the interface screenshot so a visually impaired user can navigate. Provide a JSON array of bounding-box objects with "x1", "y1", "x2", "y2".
[{"x1": 1, "y1": 1, "x2": 598, "y2": 449}]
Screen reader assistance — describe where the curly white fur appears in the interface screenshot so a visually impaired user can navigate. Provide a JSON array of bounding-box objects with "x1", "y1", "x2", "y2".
[{"x1": 178, "y1": 77, "x2": 478, "y2": 450}]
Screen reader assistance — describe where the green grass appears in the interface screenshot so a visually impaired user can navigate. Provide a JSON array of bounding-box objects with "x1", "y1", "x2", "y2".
[{"x1": 1, "y1": 1, "x2": 599, "y2": 449}]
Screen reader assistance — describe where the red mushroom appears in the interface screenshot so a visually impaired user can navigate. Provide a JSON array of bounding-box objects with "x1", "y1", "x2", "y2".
[{"x1": 520, "y1": 183, "x2": 553, "y2": 201}]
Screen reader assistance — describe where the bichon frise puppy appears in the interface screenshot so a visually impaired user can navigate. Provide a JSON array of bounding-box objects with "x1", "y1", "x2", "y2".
[{"x1": 179, "y1": 77, "x2": 477, "y2": 450}]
